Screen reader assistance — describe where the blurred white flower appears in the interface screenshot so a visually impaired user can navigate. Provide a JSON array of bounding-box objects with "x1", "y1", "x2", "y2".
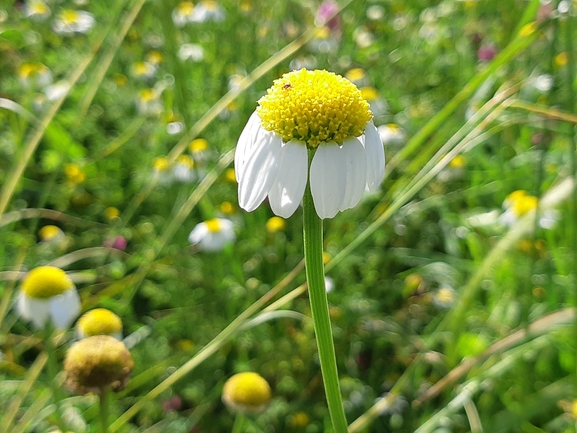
[
  {"x1": 173, "y1": 155, "x2": 196, "y2": 183},
  {"x1": 44, "y1": 80, "x2": 70, "y2": 101},
  {"x1": 18, "y1": 62, "x2": 52, "y2": 88},
  {"x1": 433, "y1": 285, "x2": 457, "y2": 308},
  {"x1": 136, "y1": 88, "x2": 163, "y2": 116},
  {"x1": 130, "y1": 61, "x2": 157, "y2": 80},
  {"x1": 25, "y1": 0, "x2": 51, "y2": 20},
  {"x1": 499, "y1": 190, "x2": 558, "y2": 229},
  {"x1": 353, "y1": 26, "x2": 374, "y2": 48},
  {"x1": 52, "y1": 9, "x2": 95, "y2": 35},
  {"x1": 172, "y1": 1, "x2": 196, "y2": 27},
  {"x1": 377, "y1": 124, "x2": 406, "y2": 147},
  {"x1": 17, "y1": 266, "x2": 81, "y2": 329},
  {"x1": 190, "y1": 0, "x2": 226, "y2": 22},
  {"x1": 189, "y1": 218, "x2": 235, "y2": 252},
  {"x1": 178, "y1": 43, "x2": 205, "y2": 62}
]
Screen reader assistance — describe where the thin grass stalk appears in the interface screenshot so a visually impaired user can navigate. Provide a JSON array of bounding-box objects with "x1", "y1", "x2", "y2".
[
  {"x1": 0, "y1": 352, "x2": 49, "y2": 432},
  {"x1": 109, "y1": 260, "x2": 305, "y2": 431},
  {"x1": 0, "y1": 18, "x2": 112, "y2": 217},
  {"x1": 11, "y1": 389, "x2": 52, "y2": 433},
  {"x1": 386, "y1": 14, "x2": 539, "y2": 176},
  {"x1": 76, "y1": 0, "x2": 144, "y2": 121}
]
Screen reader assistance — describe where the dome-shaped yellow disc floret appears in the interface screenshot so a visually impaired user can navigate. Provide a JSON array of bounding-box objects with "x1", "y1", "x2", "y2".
[
  {"x1": 222, "y1": 372, "x2": 272, "y2": 414},
  {"x1": 77, "y1": 308, "x2": 122, "y2": 337},
  {"x1": 64, "y1": 335, "x2": 133, "y2": 394},
  {"x1": 22, "y1": 266, "x2": 73, "y2": 299},
  {"x1": 256, "y1": 69, "x2": 373, "y2": 148}
]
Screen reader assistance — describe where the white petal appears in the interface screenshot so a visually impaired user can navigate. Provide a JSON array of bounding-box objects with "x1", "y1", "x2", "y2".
[
  {"x1": 237, "y1": 130, "x2": 282, "y2": 212},
  {"x1": 310, "y1": 142, "x2": 347, "y2": 219},
  {"x1": 339, "y1": 137, "x2": 367, "y2": 212},
  {"x1": 17, "y1": 293, "x2": 51, "y2": 329},
  {"x1": 50, "y1": 289, "x2": 81, "y2": 329},
  {"x1": 189, "y1": 223, "x2": 209, "y2": 245},
  {"x1": 362, "y1": 121, "x2": 385, "y2": 192},
  {"x1": 234, "y1": 112, "x2": 262, "y2": 181},
  {"x1": 268, "y1": 140, "x2": 308, "y2": 218}
]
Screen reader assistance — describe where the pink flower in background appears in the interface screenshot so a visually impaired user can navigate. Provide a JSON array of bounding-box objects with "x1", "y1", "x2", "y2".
[
  {"x1": 105, "y1": 236, "x2": 127, "y2": 251},
  {"x1": 477, "y1": 45, "x2": 497, "y2": 62},
  {"x1": 316, "y1": 1, "x2": 341, "y2": 35}
]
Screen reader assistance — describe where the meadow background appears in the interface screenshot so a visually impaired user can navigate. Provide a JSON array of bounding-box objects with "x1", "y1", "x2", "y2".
[{"x1": 1, "y1": 0, "x2": 577, "y2": 432}]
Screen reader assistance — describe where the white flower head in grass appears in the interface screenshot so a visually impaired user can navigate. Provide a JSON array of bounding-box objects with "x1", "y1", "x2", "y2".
[
  {"x1": 235, "y1": 69, "x2": 385, "y2": 219},
  {"x1": 499, "y1": 190, "x2": 558, "y2": 229},
  {"x1": 76, "y1": 308, "x2": 123, "y2": 340},
  {"x1": 172, "y1": 1, "x2": 195, "y2": 27},
  {"x1": 52, "y1": 9, "x2": 95, "y2": 35},
  {"x1": 17, "y1": 266, "x2": 81, "y2": 329},
  {"x1": 25, "y1": 0, "x2": 51, "y2": 21},
  {"x1": 188, "y1": 218, "x2": 235, "y2": 252},
  {"x1": 190, "y1": 0, "x2": 226, "y2": 22},
  {"x1": 18, "y1": 62, "x2": 52, "y2": 88},
  {"x1": 173, "y1": 155, "x2": 196, "y2": 183}
]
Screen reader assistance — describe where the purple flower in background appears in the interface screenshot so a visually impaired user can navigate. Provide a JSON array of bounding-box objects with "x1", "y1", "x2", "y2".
[
  {"x1": 105, "y1": 235, "x2": 127, "y2": 251},
  {"x1": 317, "y1": 1, "x2": 341, "y2": 34},
  {"x1": 477, "y1": 45, "x2": 497, "y2": 62}
]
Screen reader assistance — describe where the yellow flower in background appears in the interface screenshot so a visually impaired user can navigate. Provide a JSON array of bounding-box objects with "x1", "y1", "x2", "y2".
[
  {"x1": 77, "y1": 308, "x2": 123, "y2": 340},
  {"x1": 266, "y1": 216, "x2": 286, "y2": 233},
  {"x1": 17, "y1": 266, "x2": 81, "y2": 329},
  {"x1": 136, "y1": 88, "x2": 162, "y2": 116},
  {"x1": 105, "y1": 207, "x2": 120, "y2": 220},
  {"x1": 172, "y1": 1, "x2": 195, "y2": 26},
  {"x1": 220, "y1": 201, "x2": 236, "y2": 215},
  {"x1": 499, "y1": 190, "x2": 558, "y2": 229},
  {"x1": 224, "y1": 168, "x2": 236, "y2": 183},
  {"x1": 65, "y1": 163, "x2": 86, "y2": 184},
  {"x1": 25, "y1": 0, "x2": 51, "y2": 20},
  {"x1": 39, "y1": 225, "x2": 65, "y2": 243},
  {"x1": 130, "y1": 61, "x2": 157, "y2": 79},
  {"x1": 235, "y1": 69, "x2": 385, "y2": 219},
  {"x1": 222, "y1": 372, "x2": 271, "y2": 414},
  {"x1": 146, "y1": 51, "x2": 164, "y2": 65}
]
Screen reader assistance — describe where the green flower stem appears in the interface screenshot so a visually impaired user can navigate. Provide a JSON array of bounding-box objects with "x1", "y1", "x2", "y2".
[
  {"x1": 45, "y1": 327, "x2": 65, "y2": 430},
  {"x1": 231, "y1": 412, "x2": 245, "y2": 433},
  {"x1": 99, "y1": 389, "x2": 109, "y2": 433},
  {"x1": 302, "y1": 151, "x2": 348, "y2": 433}
]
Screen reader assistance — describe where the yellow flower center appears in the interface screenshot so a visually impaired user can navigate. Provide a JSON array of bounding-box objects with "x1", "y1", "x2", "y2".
[
  {"x1": 22, "y1": 266, "x2": 73, "y2": 299},
  {"x1": 189, "y1": 138, "x2": 208, "y2": 153},
  {"x1": 202, "y1": 0, "x2": 218, "y2": 11},
  {"x1": 104, "y1": 207, "x2": 120, "y2": 220},
  {"x1": 222, "y1": 372, "x2": 271, "y2": 413},
  {"x1": 555, "y1": 52, "x2": 568, "y2": 67},
  {"x1": 177, "y1": 154, "x2": 195, "y2": 168},
  {"x1": 77, "y1": 308, "x2": 123, "y2": 337},
  {"x1": 65, "y1": 163, "x2": 86, "y2": 184},
  {"x1": 449, "y1": 155, "x2": 465, "y2": 168},
  {"x1": 153, "y1": 156, "x2": 169, "y2": 171},
  {"x1": 30, "y1": 1, "x2": 49, "y2": 15},
  {"x1": 147, "y1": 51, "x2": 164, "y2": 64},
  {"x1": 513, "y1": 195, "x2": 538, "y2": 216},
  {"x1": 139, "y1": 88, "x2": 156, "y2": 103},
  {"x1": 220, "y1": 201, "x2": 235, "y2": 214},
  {"x1": 256, "y1": 69, "x2": 373, "y2": 148},
  {"x1": 62, "y1": 9, "x2": 80, "y2": 24},
  {"x1": 205, "y1": 218, "x2": 222, "y2": 233},
  {"x1": 178, "y1": 1, "x2": 194, "y2": 15}
]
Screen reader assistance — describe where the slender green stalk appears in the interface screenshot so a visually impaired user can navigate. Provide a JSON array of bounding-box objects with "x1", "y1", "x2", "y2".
[
  {"x1": 302, "y1": 151, "x2": 347, "y2": 433},
  {"x1": 231, "y1": 413, "x2": 246, "y2": 433},
  {"x1": 99, "y1": 389, "x2": 109, "y2": 433},
  {"x1": 45, "y1": 328, "x2": 65, "y2": 430}
]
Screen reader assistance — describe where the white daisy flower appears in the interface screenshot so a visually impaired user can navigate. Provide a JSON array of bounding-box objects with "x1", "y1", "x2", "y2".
[
  {"x1": 172, "y1": 1, "x2": 195, "y2": 27},
  {"x1": 234, "y1": 69, "x2": 385, "y2": 219},
  {"x1": 17, "y1": 266, "x2": 81, "y2": 329},
  {"x1": 188, "y1": 218, "x2": 235, "y2": 252},
  {"x1": 173, "y1": 155, "x2": 196, "y2": 183},
  {"x1": 25, "y1": 0, "x2": 51, "y2": 20},
  {"x1": 190, "y1": 0, "x2": 226, "y2": 22},
  {"x1": 178, "y1": 43, "x2": 205, "y2": 62},
  {"x1": 52, "y1": 9, "x2": 95, "y2": 35}
]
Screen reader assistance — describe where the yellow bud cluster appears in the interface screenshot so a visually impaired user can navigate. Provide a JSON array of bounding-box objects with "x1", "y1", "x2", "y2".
[{"x1": 257, "y1": 69, "x2": 372, "y2": 148}]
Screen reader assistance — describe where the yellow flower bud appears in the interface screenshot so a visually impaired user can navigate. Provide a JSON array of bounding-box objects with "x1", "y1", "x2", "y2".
[{"x1": 222, "y1": 372, "x2": 271, "y2": 414}]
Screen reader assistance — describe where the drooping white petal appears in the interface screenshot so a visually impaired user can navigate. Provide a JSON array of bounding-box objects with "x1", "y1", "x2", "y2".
[
  {"x1": 362, "y1": 121, "x2": 385, "y2": 192},
  {"x1": 268, "y1": 140, "x2": 308, "y2": 218},
  {"x1": 310, "y1": 142, "x2": 347, "y2": 219},
  {"x1": 189, "y1": 223, "x2": 209, "y2": 245},
  {"x1": 234, "y1": 112, "x2": 263, "y2": 181},
  {"x1": 50, "y1": 289, "x2": 81, "y2": 329},
  {"x1": 17, "y1": 293, "x2": 51, "y2": 329},
  {"x1": 339, "y1": 137, "x2": 367, "y2": 212},
  {"x1": 237, "y1": 129, "x2": 283, "y2": 212}
]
